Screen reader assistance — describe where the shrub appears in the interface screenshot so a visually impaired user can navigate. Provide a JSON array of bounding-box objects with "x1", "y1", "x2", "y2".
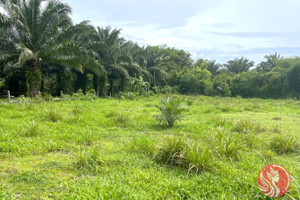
[
  {"x1": 86, "y1": 89, "x2": 98, "y2": 100},
  {"x1": 156, "y1": 97, "x2": 187, "y2": 127},
  {"x1": 270, "y1": 133, "x2": 299, "y2": 154},
  {"x1": 119, "y1": 91, "x2": 138, "y2": 100}
]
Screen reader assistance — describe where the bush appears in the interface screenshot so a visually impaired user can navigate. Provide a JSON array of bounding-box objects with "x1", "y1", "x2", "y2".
[
  {"x1": 119, "y1": 91, "x2": 138, "y2": 100},
  {"x1": 86, "y1": 89, "x2": 98, "y2": 100},
  {"x1": 156, "y1": 97, "x2": 187, "y2": 127},
  {"x1": 270, "y1": 133, "x2": 299, "y2": 154}
]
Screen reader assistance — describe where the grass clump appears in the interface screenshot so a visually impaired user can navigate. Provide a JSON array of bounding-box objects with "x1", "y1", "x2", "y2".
[
  {"x1": 210, "y1": 128, "x2": 244, "y2": 160},
  {"x1": 185, "y1": 143, "x2": 213, "y2": 172},
  {"x1": 23, "y1": 121, "x2": 40, "y2": 137},
  {"x1": 153, "y1": 136, "x2": 213, "y2": 173},
  {"x1": 156, "y1": 97, "x2": 187, "y2": 128},
  {"x1": 153, "y1": 136, "x2": 186, "y2": 166},
  {"x1": 74, "y1": 146, "x2": 106, "y2": 172},
  {"x1": 48, "y1": 108, "x2": 63, "y2": 122},
  {"x1": 270, "y1": 133, "x2": 299, "y2": 154},
  {"x1": 232, "y1": 119, "x2": 265, "y2": 134},
  {"x1": 106, "y1": 111, "x2": 131, "y2": 127},
  {"x1": 129, "y1": 136, "x2": 156, "y2": 156}
]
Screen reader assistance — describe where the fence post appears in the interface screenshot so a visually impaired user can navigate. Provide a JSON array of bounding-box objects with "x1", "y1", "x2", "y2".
[
  {"x1": 60, "y1": 91, "x2": 63, "y2": 97},
  {"x1": 8, "y1": 90, "x2": 11, "y2": 103}
]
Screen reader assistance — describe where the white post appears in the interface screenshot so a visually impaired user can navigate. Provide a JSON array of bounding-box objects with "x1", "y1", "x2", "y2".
[
  {"x1": 8, "y1": 90, "x2": 11, "y2": 103},
  {"x1": 60, "y1": 91, "x2": 63, "y2": 97}
]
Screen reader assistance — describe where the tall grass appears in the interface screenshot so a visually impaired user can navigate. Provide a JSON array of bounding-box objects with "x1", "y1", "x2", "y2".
[
  {"x1": 232, "y1": 119, "x2": 265, "y2": 134},
  {"x1": 153, "y1": 136, "x2": 214, "y2": 172},
  {"x1": 210, "y1": 128, "x2": 244, "y2": 160},
  {"x1": 74, "y1": 145, "x2": 106, "y2": 172},
  {"x1": 270, "y1": 133, "x2": 299, "y2": 154}
]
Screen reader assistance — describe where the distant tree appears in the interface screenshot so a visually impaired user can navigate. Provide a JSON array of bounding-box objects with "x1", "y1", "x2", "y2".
[
  {"x1": 288, "y1": 64, "x2": 300, "y2": 94},
  {"x1": 257, "y1": 53, "x2": 283, "y2": 73},
  {"x1": 225, "y1": 57, "x2": 255, "y2": 74}
]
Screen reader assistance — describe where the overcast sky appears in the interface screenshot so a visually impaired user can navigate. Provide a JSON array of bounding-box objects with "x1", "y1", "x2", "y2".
[{"x1": 62, "y1": 0, "x2": 300, "y2": 64}]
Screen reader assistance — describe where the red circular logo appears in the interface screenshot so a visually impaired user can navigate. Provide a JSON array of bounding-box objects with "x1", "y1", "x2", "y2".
[{"x1": 257, "y1": 164, "x2": 291, "y2": 197}]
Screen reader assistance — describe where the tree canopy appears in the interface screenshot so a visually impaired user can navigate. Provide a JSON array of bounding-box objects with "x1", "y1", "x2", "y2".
[{"x1": 1, "y1": 0, "x2": 299, "y2": 99}]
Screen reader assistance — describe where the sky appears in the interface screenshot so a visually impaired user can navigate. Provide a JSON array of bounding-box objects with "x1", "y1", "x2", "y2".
[{"x1": 62, "y1": 0, "x2": 300, "y2": 64}]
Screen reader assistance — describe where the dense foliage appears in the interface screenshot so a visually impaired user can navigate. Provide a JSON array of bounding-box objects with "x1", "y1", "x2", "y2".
[{"x1": 1, "y1": 0, "x2": 300, "y2": 99}]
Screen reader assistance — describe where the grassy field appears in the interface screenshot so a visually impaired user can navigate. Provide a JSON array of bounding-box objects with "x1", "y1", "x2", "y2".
[{"x1": 0, "y1": 95, "x2": 299, "y2": 199}]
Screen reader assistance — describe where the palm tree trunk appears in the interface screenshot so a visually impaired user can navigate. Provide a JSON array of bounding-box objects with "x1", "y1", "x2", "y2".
[
  {"x1": 153, "y1": 72, "x2": 156, "y2": 87},
  {"x1": 109, "y1": 78, "x2": 114, "y2": 96},
  {"x1": 100, "y1": 75, "x2": 107, "y2": 97},
  {"x1": 25, "y1": 59, "x2": 42, "y2": 97}
]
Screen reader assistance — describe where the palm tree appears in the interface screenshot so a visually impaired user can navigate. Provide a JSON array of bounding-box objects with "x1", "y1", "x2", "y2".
[
  {"x1": 145, "y1": 46, "x2": 169, "y2": 87},
  {"x1": 224, "y1": 57, "x2": 254, "y2": 74},
  {"x1": 257, "y1": 53, "x2": 283, "y2": 73},
  {"x1": 88, "y1": 27, "x2": 143, "y2": 96},
  {"x1": 0, "y1": 0, "x2": 102, "y2": 97},
  {"x1": 207, "y1": 60, "x2": 221, "y2": 78}
]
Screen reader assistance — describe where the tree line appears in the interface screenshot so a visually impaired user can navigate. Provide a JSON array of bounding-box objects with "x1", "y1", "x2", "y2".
[{"x1": 1, "y1": 0, "x2": 300, "y2": 99}]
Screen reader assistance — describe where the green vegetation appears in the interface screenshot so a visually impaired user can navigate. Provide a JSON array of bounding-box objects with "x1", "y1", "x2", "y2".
[
  {"x1": 1, "y1": 1, "x2": 300, "y2": 100},
  {"x1": 156, "y1": 97, "x2": 186, "y2": 127},
  {"x1": 0, "y1": 95, "x2": 299, "y2": 199},
  {"x1": 1, "y1": 0, "x2": 300, "y2": 199}
]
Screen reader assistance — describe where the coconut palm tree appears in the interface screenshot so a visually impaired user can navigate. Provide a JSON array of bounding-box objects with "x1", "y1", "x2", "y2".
[
  {"x1": 0, "y1": 0, "x2": 103, "y2": 97},
  {"x1": 224, "y1": 57, "x2": 254, "y2": 74}
]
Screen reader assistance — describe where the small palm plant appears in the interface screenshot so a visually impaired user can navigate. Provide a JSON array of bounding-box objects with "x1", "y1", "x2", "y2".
[{"x1": 156, "y1": 97, "x2": 186, "y2": 127}]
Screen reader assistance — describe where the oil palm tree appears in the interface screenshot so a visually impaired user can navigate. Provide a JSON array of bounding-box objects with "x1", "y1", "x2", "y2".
[
  {"x1": 224, "y1": 57, "x2": 254, "y2": 75},
  {"x1": 145, "y1": 46, "x2": 169, "y2": 87},
  {"x1": 0, "y1": 0, "x2": 103, "y2": 97},
  {"x1": 88, "y1": 26, "x2": 143, "y2": 96}
]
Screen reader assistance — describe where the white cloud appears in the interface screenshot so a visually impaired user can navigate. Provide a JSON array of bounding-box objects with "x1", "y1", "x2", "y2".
[{"x1": 63, "y1": 0, "x2": 300, "y2": 63}]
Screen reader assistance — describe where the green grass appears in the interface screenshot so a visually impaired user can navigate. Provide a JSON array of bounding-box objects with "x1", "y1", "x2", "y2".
[{"x1": 0, "y1": 95, "x2": 299, "y2": 199}]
